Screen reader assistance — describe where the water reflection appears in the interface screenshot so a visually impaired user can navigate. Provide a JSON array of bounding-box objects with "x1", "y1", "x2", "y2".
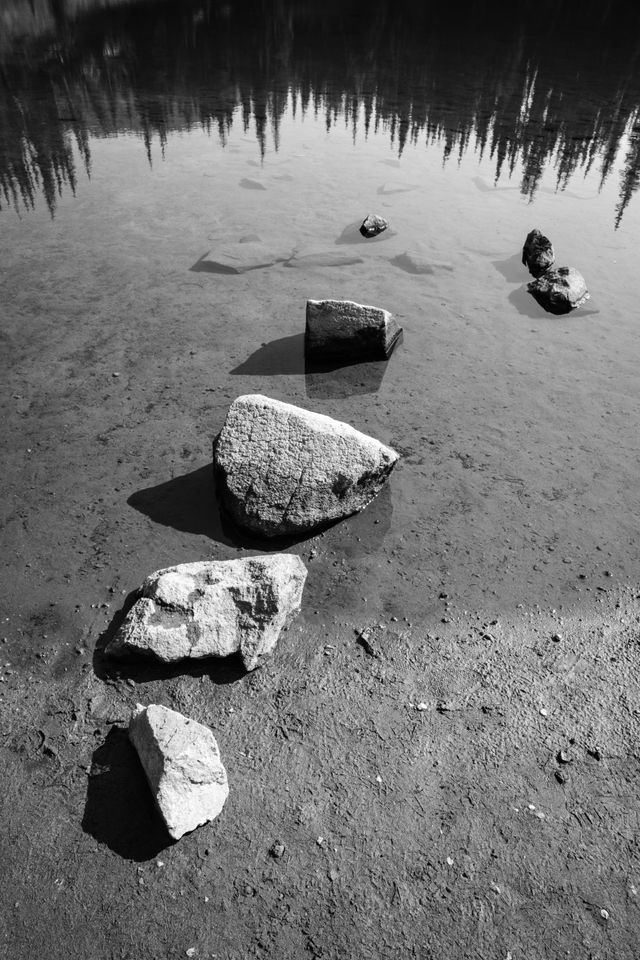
[{"x1": 2, "y1": 0, "x2": 640, "y2": 224}]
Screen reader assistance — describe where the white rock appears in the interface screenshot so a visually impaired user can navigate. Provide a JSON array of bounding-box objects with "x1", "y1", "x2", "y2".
[
  {"x1": 305, "y1": 298, "x2": 402, "y2": 361},
  {"x1": 214, "y1": 394, "x2": 399, "y2": 536},
  {"x1": 105, "y1": 554, "x2": 307, "y2": 671},
  {"x1": 129, "y1": 703, "x2": 228, "y2": 840}
]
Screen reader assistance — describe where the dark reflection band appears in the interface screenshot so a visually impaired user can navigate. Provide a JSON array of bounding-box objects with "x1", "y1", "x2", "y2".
[{"x1": 2, "y1": 0, "x2": 640, "y2": 225}]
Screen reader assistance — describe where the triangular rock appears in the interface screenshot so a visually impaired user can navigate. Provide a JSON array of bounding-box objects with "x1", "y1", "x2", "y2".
[
  {"x1": 214, "y1": 394, "x2": 399, "y2": 536},
  {"x1": 105, "y1": 554, "x2": 307, "y2": 671},
  {"x1": 129, "y1": 703, "x2": 228, "y2": 840}
]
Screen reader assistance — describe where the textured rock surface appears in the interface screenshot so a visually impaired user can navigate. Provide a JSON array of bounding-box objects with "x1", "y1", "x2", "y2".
[
  {"x1": 527, "y1": 266, "x2": 589, "y2": 314},
  {"x1": 129, "y1": 703, "x2": 228, "y2": 840},
  {"x1": 105, "y1": 554, "x2": 307, "y2": 671},
  {"x1": 359, "y1": 214, "x2": 389, "y2": 238},
  {"x1": 214, "y1": 394, "x2": 399, "y2": 536},
  {"x1": 522, "y1": 228, "x2": 555, "y2": 278},
  {"x1": 305, "y1": 298, "x2": 402, "y2": 361}
]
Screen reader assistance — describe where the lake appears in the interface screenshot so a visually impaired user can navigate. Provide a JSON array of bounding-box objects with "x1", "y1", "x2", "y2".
[{"x1": 2, "y1": 2, "x2": 640, "y2": 958}]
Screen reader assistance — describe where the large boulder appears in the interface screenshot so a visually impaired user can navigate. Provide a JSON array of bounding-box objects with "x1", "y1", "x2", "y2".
[
  {"x1": 129, "y1": 703, "x2": 228, "y2": 840},
  {"x1": 105, "y1": 554, "x2": 307, "y2": 671},
  {"x1": 305, "y1": 298, "x2": 402, "y2": 361},
  {"x1": 527, "y1": 266, "x2": 589, "y2": 314},
  {"x1": 522, "y1": 228, "x2": 555, "y2": 278},
  {"x1": 214, "y1": 394, "x2": 399, "y2": 537}
]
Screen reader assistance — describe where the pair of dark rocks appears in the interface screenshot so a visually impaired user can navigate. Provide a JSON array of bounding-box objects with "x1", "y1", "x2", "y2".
[{"x1": 522, "y1": 229, "x2": 589, "y2": 314}]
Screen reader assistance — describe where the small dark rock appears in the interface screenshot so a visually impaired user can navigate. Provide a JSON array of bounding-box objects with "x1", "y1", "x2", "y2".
[
  {"x1": 360, "y1": 214, "x2": 389, "y2": 238},
  {"x1": 522, "y1": 228, "x2": 555, "y2": 278},
  {"x1": 270, "y1": 841, "x2": 285, "y2": 859},
  {"x1": 587, "y1": 747, "x2": 602, "y2": 761},
  {"x1": 555, "y1": 770, "x2": 569, "y2": 784}
]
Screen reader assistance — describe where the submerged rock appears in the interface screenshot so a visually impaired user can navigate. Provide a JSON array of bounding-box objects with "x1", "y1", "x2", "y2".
[
  {"x1": 527, "y1": 266, "x2": 589, "y2": 314},
  {"x1": 522, "y1": 228, "x2": 555, "y2": 278},
  {"x1": 129, "y1": 703, "x2": 228, "y2": 840},
  {"x1": 360, "y1": 214, "x2": 389, "y2": 238},
  {"x1": 214, "y1": 394, "x2": 399, "y2": 537},
  {"x1": 305, "y1": 298, "x2": 402, "y2": 361},
  {"x1": 105, "y1": 554, "x2": 307, "y2": 671}
]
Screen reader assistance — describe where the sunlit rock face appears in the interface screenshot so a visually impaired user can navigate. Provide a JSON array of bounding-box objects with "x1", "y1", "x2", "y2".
[
  {"x1": 214, "y1": 394, "x2": 399, "y2": 537},
  {"x1": 129, "y1": 703, "x2": 228, "y2": 840},
  {"x1": 105, "y1": 555, "x2": 307, "y2": 671}
]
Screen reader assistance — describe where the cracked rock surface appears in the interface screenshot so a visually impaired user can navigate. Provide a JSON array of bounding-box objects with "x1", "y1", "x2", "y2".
[
  {"x1": 214, "y1": 394, "x2": 399, "y2": 536},
  {"x1": 129, "y1": 703, "x2": 228, "y2": 840},
  {"x1": 305, "y1": 298, "x2": 402, "y2": 361},
  {"x1": 105, "y1": 554, "x2": 307, "y2": 671}
]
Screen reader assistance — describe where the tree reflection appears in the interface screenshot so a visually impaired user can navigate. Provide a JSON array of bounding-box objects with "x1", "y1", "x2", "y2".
[{"x1": 2, "y1": 0, "x2": 640, "y2": 224}]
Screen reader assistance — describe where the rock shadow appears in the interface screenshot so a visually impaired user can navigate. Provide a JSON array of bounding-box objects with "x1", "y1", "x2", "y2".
[
  {"x1": 190, "y1": 251, "x2": 275, "y2": 275},
  {"x1": 128, "y1": 464, "x2": 229, "y2": 542},
  {"x1": 230, "y1": 333, "x2": 305, "y2": 376},
  {"x1": 230, "y1": 332, "x2": 399, "y2": 398},
  {"x1": 128, "y1": 459, "x2": 335, "y2": 551},
  {"x1": 492, "y1": 252, "x2": 526, "y2": 282},
  {"x1": 81, "y1": 725, "x2": 174, "y2": 862}
]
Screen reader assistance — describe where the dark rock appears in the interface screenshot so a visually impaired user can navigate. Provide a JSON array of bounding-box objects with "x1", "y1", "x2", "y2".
[
  {"x1": 305, "y1": 298, "x2": 402, "y2": 361},
  {"x1": 527, "y1": 267, "x2": 589, "y2": 314},
  {"x1": 359, "y1": 214, "x2": 389, "y2": 238},
  {"x1": 522, "y1": 228, "x2": 555, "y2": 278}
]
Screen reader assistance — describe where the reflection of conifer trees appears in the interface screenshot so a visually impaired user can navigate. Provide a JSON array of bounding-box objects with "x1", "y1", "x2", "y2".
[{"x1": 2, "y1": 0, "x2": 640, "y2": 224}]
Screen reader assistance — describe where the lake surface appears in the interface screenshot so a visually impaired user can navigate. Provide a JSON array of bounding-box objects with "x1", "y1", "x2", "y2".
[{"x1": 3, "y1": 0, "x2": 640, "y2": 623}]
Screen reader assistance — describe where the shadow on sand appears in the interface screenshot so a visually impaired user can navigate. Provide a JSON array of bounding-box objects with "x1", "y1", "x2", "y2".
[
  {"x1": 230, "y1": 331, "x2": 400, "y2": 399},
  {"x1": 81, "y1": 725, "x2": 174, "y2": 862}
]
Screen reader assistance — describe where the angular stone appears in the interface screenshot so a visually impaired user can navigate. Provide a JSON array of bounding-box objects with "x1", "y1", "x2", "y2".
[
  {"x1": 305, "y1": 298, "x2": 402, "y2": 361},
  {"x1": 105, "y1": 554, "x2": 307, "y2": 671},
  {"x1": 522, "y1": 228, "x2": 555, "y2": 278},
  {"x1": 129, "y1": 703, "x2": 228, "y2": 840},
  {"x1": 214, "y1": 394, "x2": 399, "y2": 537},
  {"x1": 360, "y1": 214, "x2": 389, "y2": 238},
  {"x1": 527, "y1": 266, "x2": 589, "y2": 314}
]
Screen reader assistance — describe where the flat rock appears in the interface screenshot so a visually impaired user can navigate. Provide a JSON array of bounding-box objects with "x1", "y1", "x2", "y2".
[
  {"x1": 192, "y1": 241, "x2": 293, "y2": 274},
  {"x1": 283, "y1": 252, "x2": 364, "y2": 269},
  {"x1": 129, "y1": 703, "x2": 228, "y2": 840},
  {"x1": 527, "y1": 266, "x2": 589, "y2": 314},
  {"x1": 522, "y1": 228, "x2": 555, "y2": 278},
  {"x1": 390, "y1": 251, "x2": 454, "y2": 275},
  {"x1": 105, "y1": 554, "x2": 307, "y2": 671},
  {"x1": 214, "y1": 394, "x2": 399, "y2": 536},
  {"x1": 360, "y1": 214, "x2": 389, "y2": 238},
  {"x1": 305, "y1": 298, "x2": 402, "y2": 361}
]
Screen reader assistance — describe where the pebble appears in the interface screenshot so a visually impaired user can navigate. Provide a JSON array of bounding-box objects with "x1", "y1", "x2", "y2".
[
  {"x1": 557, "y1": 750, "x2": 571, "y2": 764},
  {"x1": 270, "y1": 841, "x2": 285, "y2": 859},
  {"x1": 539, "y1": 708, "x2": 548, "y2": 717},
  {"x1": 600, "y1": 908, "x2": 609, "y2": 921},
  {"x1": 416, "y1": 702, "x2": 429, "y2": 711},
  {"x1": 551, "y1": 633, "x2": 562, "y2": 642}
]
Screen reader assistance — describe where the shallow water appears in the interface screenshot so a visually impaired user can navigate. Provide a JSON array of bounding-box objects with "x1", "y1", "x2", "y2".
[{"x1": 2, "y1": 0, "x2": 640, "y2": 628}]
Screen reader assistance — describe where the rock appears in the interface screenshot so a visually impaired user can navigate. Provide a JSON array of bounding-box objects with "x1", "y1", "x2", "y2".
[
  {"x1": 360, "y1": 214, "x2": 389, "y2": 238},
  {"x1": 214, "y1": 394, "x2": 399, "y2": 537},
  {"x1": 522, "y1": 228, "x2": 555, "y2": 278},
  {"x1": 527, "y1": 267, "x2": 589, "y2": 314},
  {"x1": 305, "y1": 298, "x2": 402, "y2": 361},
  {"x1": 129, "y1": 703, "x2": 228, "y2": 840},
  {"x1": 105, "y1": 554, "x2": 307, "y2": 671}
]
